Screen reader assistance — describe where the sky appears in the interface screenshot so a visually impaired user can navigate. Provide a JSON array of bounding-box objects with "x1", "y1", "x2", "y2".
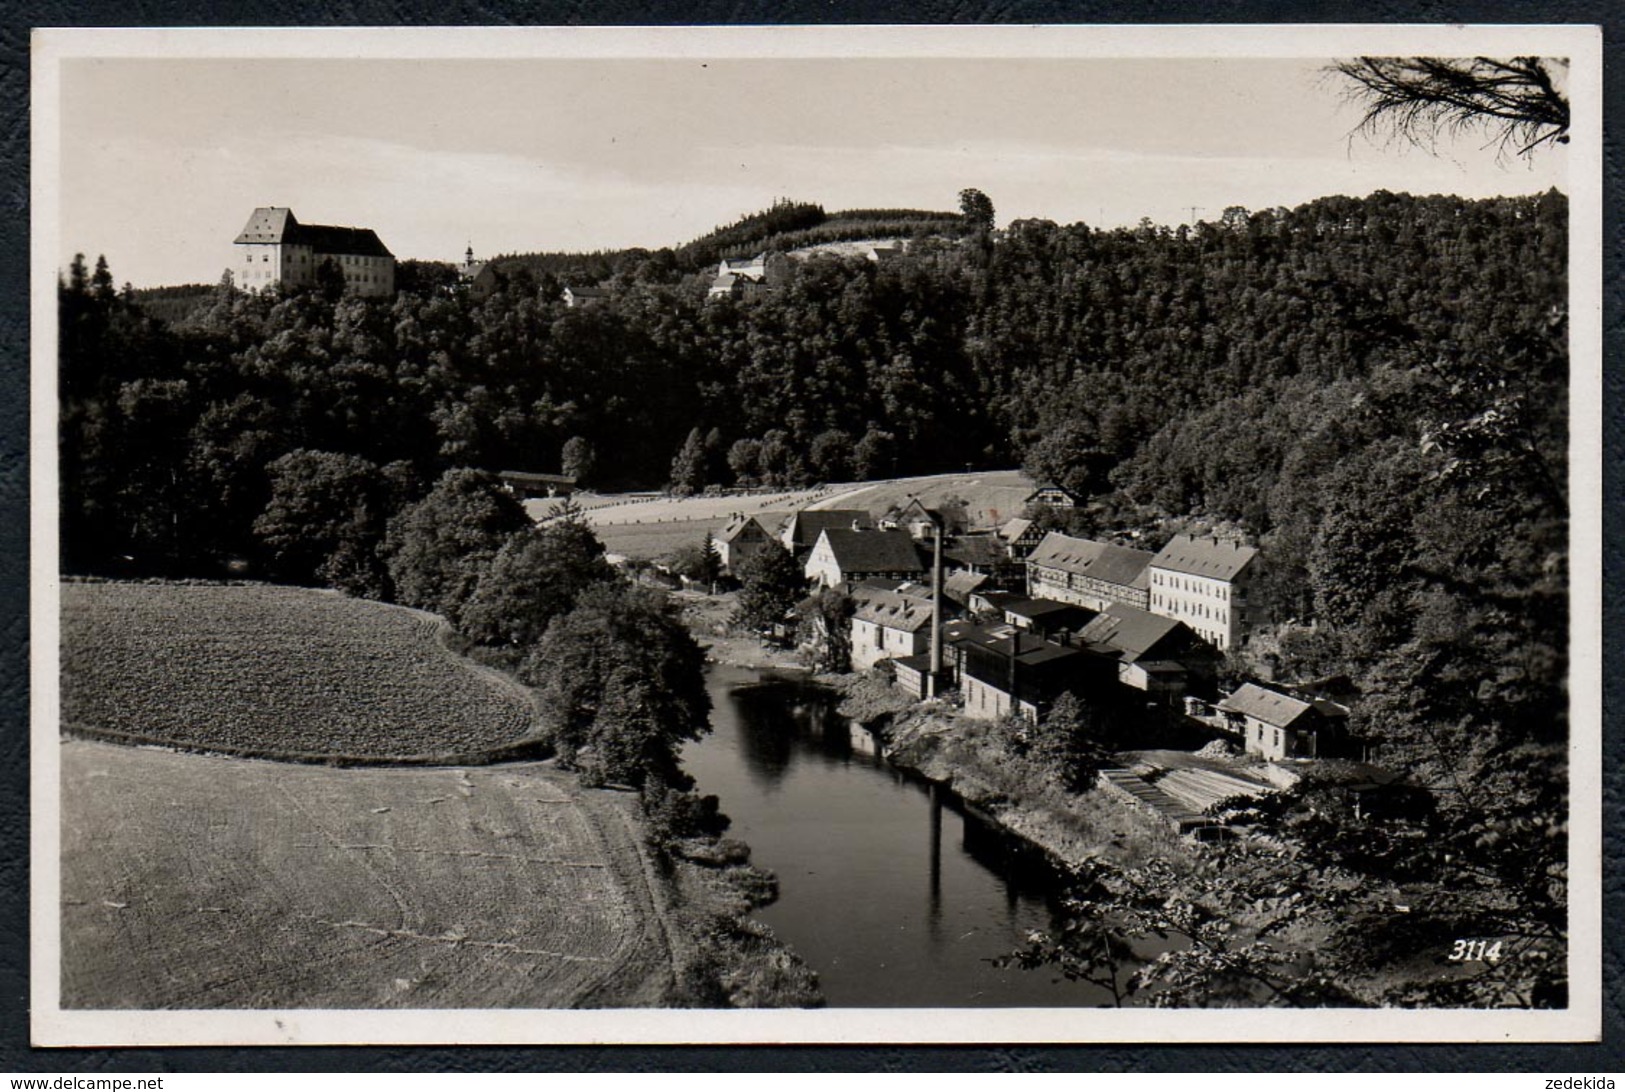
[{"x1": 56, "y1": 54, "x2": 1567, "y2": 288}]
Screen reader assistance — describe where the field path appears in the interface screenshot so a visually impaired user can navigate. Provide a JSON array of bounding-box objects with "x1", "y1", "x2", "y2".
[{"x1": 61, "y1": 739, "x2": 679, "y2": 1009}]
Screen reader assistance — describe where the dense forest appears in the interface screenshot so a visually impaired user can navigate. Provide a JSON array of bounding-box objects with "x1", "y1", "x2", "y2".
[{"x1": 60, "y1": 185, "x2": 1571, "y2": 1006}]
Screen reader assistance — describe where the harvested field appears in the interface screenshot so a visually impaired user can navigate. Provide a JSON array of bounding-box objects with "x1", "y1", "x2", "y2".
[
  {"x1": 61, "y1": 583, "x2": 541, "y2": 760},
  {"x1": 61, "y1": 739, "x2": 680, "y2": 1008}
]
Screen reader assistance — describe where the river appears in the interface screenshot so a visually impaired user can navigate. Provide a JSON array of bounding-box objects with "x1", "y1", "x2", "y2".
[{"x1": 682, "y1": 665, "x2": 1113, "y2": 1008}]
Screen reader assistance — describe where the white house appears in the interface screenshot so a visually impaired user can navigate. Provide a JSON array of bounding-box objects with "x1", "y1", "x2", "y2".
[
  {"x1": 850, "y1": 589, "x2": 934, "y2": 672},
  {"x1": 804, "y1": 528, "x2": 925, "y2": 589},
  {"x1": 713, "y1": 515, "x2": 777, "y2": 573},
  {"x1": 1146, "y1": 534, "x2": 1260, "y2": 650}
]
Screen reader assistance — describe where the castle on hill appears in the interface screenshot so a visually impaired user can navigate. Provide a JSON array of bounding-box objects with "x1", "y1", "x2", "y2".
[{"x1": 232, "y1": 207, "x2": 396, "y2": 298}]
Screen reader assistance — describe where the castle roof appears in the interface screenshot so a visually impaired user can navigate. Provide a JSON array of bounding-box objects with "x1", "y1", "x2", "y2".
[{"x1": 234, "y1": 207, "x2": 394, "y2": 258}]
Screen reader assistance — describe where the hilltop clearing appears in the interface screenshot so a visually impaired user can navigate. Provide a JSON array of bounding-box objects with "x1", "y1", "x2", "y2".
[
  {"x1": 529, "y1": 470, "x2": 1033, "y2": 560},
  {"x1": 60, "y1": 739, "x2": 679, "y2": 1008}
]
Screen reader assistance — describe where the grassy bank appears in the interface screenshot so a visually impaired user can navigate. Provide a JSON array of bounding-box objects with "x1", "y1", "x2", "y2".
[{"x1": 835, "y1": 674, "x2": 1189, "y2": 873}]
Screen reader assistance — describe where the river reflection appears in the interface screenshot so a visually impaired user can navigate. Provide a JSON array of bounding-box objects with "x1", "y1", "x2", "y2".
[{"x1": 682, "y1": 665, "x2": 1113, "y2": 1008}]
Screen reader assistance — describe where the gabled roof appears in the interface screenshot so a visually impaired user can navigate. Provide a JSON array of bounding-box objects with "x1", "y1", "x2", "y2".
[
  {"x1": 1028, "y1": 532, "x2": 1154, "y2": 590},
  {"x1": 564, "y1": 286, "x2": 610, "y2": 298},
  {"x1": 1217, "y1": 683, "x2": 1314, "y2": 729},
  {"x1": 944, "y1": 570, "x2": 989, "y2": 604},
  {"x1": 294, "y1": 224, "x2": 394, "y2": 258},
  {"x1": 1150, "y1": 534, "x2": 1258, "y2": 581},
  {"x1": 998, "y1": 517, "x2": 1035, "y2": 543},
  {"x1": 815, "y1": 528, "x2": 925, "y2": 574},
  {"x1": 1076, "y1": 603, "x2": 1185, "y2": 662},
  {"x1": 234, "y1": 207, "x2": 297, "y2": 244},
  {"x1": 853, "y1": 589, "x2": 934, "y2": 633},
  {"x1": 787, "y1": 510, "x2": 874, "y2": 547},
  {"x1": 233, "y1": 207, "x2": 394, "y2": 258},
  {"x1": 1024, "y1": 484, "x2": 1081, "y2": 504},
  {"x1": 717, "y1": 516, "x2": 772, "y2": 544}
]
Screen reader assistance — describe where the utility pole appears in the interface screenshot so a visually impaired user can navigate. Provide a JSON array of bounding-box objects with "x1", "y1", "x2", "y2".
[
  {"x1": 906, "y1": 496, "x2": 947, "y2": 698},
  {"x1": 928, "y1": 512, "x2": 944, "y2": 697},
  {"x1": 1186, "y1": 206, "x2": 1204, "y2": 225}
]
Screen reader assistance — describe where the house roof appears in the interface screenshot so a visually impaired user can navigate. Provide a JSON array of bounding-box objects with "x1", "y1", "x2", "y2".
[
  {"x1": 943, "y1": 619, "x2": 1006, "y2": 647},
  {"x1": 1028, "y1": 532, "x2": 1154, "y2": 590},
  {"x1": 234, "y1": 207, "x2": 395, "y2": 258},
  {"x1": 983, "y1": 631, "x2": 1084, "y2": 668},
  {"x1": 1150, "y1": 534, "x2": 1258, "y2": 581},
  {"x1": 816, "y1": 528, "x2": 926, "y2": 574},
  {"x1": 787, "y1": 510, "x2": 874, "y2": 546},
  {"x1": 893, "y1": 651, "x2": 934, "y2": 672},
  {"x1": 564, "y1": 286, "x2": 610, "y2": 299},
  {"x1": 998, "y1": 517, "x2": 1034, "y2": 543},
  {"x1": 853, "y1": 589, "x2": 934, "y2": 633},
  {"x1": 944, "y1": 535, "x2": 1005, "y2": 569},
  {"x1": 944, "y1": 570, "x2": 989, "y2": 604},
  {"x1": 498, "y1": 470, "x2": 576, "y2": 486},
  {"x1": 1076, "y1": 603, "x2": 1184, "y2": 662},
  {"x1": 1217, "y1": 683, "x2": 1315, "y2": 729},
  {"x1": 1001, "y1": 596, "x2": 1092, "y2": 622},
  {"x1": 1024, "y1": 484, "x2": 1081, "y2": 504},
  {"x1": 717, "y1": 516, "x2": 772, "y2": 544},
  {"x1": 234, "y1": 207, "x2": 297, "y2": 244}
]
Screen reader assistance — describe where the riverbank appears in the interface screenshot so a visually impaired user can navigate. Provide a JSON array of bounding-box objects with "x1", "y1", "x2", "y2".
[
  {"x1": 670, "y1": 588, "x2": 809, "y2": 673},
  {"x1": 833, "y1": 674, "x2": 1190, "y2": 874}
]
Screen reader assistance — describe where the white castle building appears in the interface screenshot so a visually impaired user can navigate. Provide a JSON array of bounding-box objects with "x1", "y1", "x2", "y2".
[{"x1": 232, "y1": 207, "x2": 396, "y2": 298}]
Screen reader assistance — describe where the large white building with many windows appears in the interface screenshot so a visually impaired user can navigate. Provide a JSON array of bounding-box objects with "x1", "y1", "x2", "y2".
[
  {"x1": 1146, "y1": 534, "x2": 1259, "y2": 651},
  {"x1": 233, "y1": 207, "x2": 396, "y2": 297}
]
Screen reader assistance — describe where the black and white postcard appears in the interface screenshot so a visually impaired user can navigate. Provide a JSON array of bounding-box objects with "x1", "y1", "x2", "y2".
[{"x1": 30, "y1": 24, "x2": 1602, "y2": 1045}]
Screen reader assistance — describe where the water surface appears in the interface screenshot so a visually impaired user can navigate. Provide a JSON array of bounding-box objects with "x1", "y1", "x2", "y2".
[{"x1": 683, "y1": 665, "x2": 1113, "y2": 1008}]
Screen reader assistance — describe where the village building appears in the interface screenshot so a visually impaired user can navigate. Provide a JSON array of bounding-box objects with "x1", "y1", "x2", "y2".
[
  {"x1": 803, "y1": 528, "x2": 926, "y2": 588},
  {"x1": 943, "y1": 533, "x2": 1021, "y2": 581},
  {"x1": 1146, "y1": 534, "x2": 1260, "y2": 650},
  {"x1": 1000, "y1": 597, "x2": 1096, "y2": 640},
  {"x1": 712, "y1": 515, "x2": 778, "y2": 574},
  {"x1": 1075, "y1": 602, "x2": 1212, "y2": 697},
  {"x1": 707, "y1": 254, "x2": 792, "y2": 301},
  {"x1": 961, "y1": 629, "x2": 1087, "y2": 723},
  {"x1": 1024, "y1": 484, "x2": 1082, "y2": 508},
  {"x1": 943, "y1": 570, "x2": 990, "y2": 611},
  {"x1": 233, "y1": 207, "x2": 395, "y2": 298},
  {"x1": 563, "y1": 286, "x2": 612, "y2": 308},
  {"x1": 850, "y1": 589, "x2": 935, "y2": 672},
  {"x1": 998, "y1": 517, "x2": 1045, "y2": 559},
  {"x1": 1026, "y1": 532, "x2": 1154, "y2": 612},
  {"x1": 891, "y1": 653, "x2": 938, "y2": 702},
  {"x1": 1217, "y1": 682, "x2": 1356, "y2": 761},
  {"x1": 780, "y1": 509, "x2": 874, "y2": 557},
  {"x1": 496, "y1": 471, "x2": 577, "y2": 499},
  {"x1": 459, "y1": 246, "x2": 501, "y2": 301}
]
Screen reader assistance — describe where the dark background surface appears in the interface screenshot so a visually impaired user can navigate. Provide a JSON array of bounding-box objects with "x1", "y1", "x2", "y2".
[{"x1": 2, "y1": 0, "x2": 1619, "y2": 1073}]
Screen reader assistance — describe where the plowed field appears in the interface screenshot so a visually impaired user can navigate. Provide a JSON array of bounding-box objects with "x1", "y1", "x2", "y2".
[
  {"x1": 61, "y1": 584, "x2": 541, "y2": 760},
  {"x1": 61, "y1": 739, "x2": 680, "y2": 1008}
]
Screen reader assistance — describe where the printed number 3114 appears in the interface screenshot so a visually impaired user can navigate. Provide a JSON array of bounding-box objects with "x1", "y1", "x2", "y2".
[{"x1": 1448, "y1": 939, "x2": 1503, "y2": 963}]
